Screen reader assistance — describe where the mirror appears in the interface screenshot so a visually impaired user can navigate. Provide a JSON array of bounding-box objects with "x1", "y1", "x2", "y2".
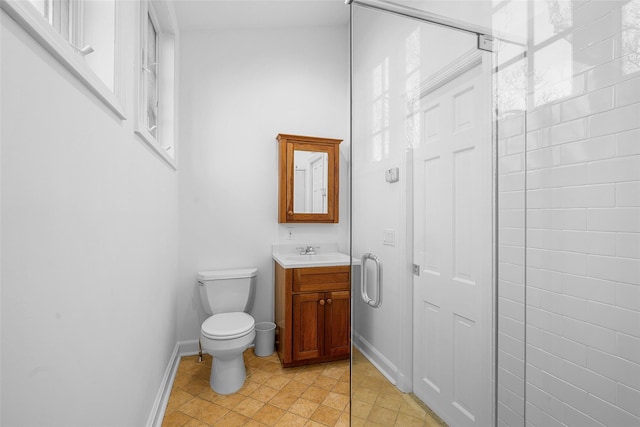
[
  {"x1": 293, "y1": 150, "x2": 329, "y2": 214},
  {"x1": 277, "y1": 134, "x2": 342, "y2": 223}
]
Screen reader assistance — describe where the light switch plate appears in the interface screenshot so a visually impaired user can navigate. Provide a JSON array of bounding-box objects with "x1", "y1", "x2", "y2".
[{"x1": 383, "y1": 229, "x2": 396, "y2": 246}]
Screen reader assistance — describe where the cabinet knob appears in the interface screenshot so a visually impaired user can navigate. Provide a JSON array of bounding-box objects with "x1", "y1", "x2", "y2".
[
  {"x1": 288, "y1": 211, "x2": 293, "y2": 215},
  {"x1": 327, "y1": 299, "x2": 332, "y2": 304},
  {"x1": 319, "y1": 299, "x2": 325, "y2": 305}
]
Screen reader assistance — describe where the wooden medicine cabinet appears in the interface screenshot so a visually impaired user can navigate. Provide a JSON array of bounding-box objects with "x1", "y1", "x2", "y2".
[{"x1": 277, "y1": 134, "x2": 342, "y2": 223}]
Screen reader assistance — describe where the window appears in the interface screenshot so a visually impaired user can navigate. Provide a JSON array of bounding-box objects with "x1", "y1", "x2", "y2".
[
  {"x1": 369, "y1": 57, "x2": 390, "y2": 162},
  {"x1": 28, "y1": 0, "x2": 74, "y2": 41},
  {"x1": 623, "y1": 0, "x2": 640, "y2": 75},
  {"x1": 144, "y1": 10, "x2": 159, "y2": 139},
  {"x1": 135, "y1": 0, "x2": 177, "y2": 168},
  {"x1": 2, "y1": 0, "x2": 124, "y2": 117}
]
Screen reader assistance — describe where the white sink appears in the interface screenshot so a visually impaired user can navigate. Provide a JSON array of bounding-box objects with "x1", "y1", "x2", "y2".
[
  {"x1": 272, "y1": 251, "x2": 357, "y2": 268},
  {"x1": 283, "y1": 253, "x2": 350, "y2": 262}
]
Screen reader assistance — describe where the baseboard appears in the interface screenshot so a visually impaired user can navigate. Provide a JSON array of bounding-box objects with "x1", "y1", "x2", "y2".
[
  {"x1": 146, "y1": 342, "x2": 180, "y2": 427},
  {"x1": 145, "y1": 339, "x2": 260, "y2": 426},
  {"x1": 395, "y1": 371, "x2": 412, "y2": 393},
  {"x1": 352, "y1": 331, "x2": 399, "y2": 386},
  {"x1": 179, "y1": 339, "x2": 200, "y2": 357}
]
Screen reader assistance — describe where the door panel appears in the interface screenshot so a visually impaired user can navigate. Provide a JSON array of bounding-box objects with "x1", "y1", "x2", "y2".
[
  {"x1": 453, "y1": 313, "x2": 478, "y2": 422},
  {"x1": 423, "y1": 301, "x2": 441, "y2": 393},
  {"x1": 292, "y1": 293, "x2": 323, "y2": 361},
  {"x1": 424, "y1": 157, "x2": 442, "y2": 274},
  {"x1": 325, "y1": 290, "x2": 350, "y2": 357},
  {"x1": 453, "y1": 147, "x2": 474, "y2": 283}
]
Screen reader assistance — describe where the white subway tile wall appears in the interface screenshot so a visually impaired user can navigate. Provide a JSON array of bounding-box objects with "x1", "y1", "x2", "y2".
[
  {"x1": 497, "y1": 100, "x2": 527, "y2": 425},
  {"x1": 498, "y1": 1, "x2": 640, "y2": 426}
]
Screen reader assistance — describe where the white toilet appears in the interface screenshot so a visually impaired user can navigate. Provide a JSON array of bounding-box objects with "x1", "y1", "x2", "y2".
[{"x1": 197, "y1": 268, "x2": 257, "y2": 395}]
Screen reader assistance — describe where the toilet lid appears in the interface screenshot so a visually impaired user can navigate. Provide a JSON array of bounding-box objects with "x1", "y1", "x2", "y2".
[{"x1": 201, "y1": 312, "x2": 255, "y2": 340}]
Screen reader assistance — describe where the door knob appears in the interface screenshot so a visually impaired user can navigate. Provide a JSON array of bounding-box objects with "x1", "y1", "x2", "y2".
[
  {"x1": 319, "y1": 299, "x2": 325, "y2": 305},
  {"x1": 327, "y1": 299, "x2": 332, "y2": 304}
]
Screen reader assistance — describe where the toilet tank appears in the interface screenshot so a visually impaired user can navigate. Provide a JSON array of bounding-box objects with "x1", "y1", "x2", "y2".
[{"x1": 197, "y1": 268, "x2": 257, "y2": 315}]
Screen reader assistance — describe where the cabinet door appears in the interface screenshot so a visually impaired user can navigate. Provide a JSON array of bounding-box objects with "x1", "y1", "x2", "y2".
[
  {"x1": 292, "y1": 293, "x2": 324, "y2": 361},
  {"x1": 325, "y1": 290, "x2": 350, "y2": 357}
]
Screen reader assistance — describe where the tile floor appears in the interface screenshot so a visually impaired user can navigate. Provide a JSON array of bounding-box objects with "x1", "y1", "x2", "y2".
[
  {"x1": 162, "y1": 348, "x2": 446, "y2": 426},
  {"x1": 162, "y1": 350, "x2": 350, "y2": 426},
  {"x1": 350, "y1": 349, "x2": 446, "y2": 427}
]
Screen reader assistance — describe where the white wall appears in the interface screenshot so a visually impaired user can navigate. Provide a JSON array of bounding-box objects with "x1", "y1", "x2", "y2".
[
  {"x1": 0, "y1": 4, "x2": 179, "y2": 426},
  {"x1": 177, "y1": 25, "x2": 350, "y2": 342},
  {"x1": 351, "y1": 6, "x2": 408, "y2": 378}
]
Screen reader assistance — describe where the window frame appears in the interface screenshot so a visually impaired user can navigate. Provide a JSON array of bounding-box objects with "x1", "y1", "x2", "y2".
[
  {"x1": 134, "y1": 0, "x2": 177, "y2": 169},
  {"x1": 1, "y1": 0, "x2": 125, "y2": 119}
]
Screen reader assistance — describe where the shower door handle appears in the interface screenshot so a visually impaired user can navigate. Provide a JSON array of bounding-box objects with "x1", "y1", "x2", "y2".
[{"x1": 360, "y1": 253, "x2": 382, "y2": 308}]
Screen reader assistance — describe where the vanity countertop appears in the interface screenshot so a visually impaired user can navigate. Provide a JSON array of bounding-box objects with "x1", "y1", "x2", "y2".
[{"x1": 272, "y1": 243, "x2": 360, "y2": 269}]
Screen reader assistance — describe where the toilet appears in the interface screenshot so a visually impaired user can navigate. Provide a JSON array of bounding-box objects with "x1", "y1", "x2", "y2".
[{"x1": 197, "y1": 268, "x2": 257, "y2": 394}]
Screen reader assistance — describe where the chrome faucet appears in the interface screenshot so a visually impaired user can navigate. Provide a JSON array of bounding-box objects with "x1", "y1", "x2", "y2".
[{"x1": 297, "y1": 245, "x2": 318, "y2": 255}]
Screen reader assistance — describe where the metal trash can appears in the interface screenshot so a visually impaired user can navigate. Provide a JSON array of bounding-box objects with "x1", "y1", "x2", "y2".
[{"x1": 254, "y1": 322, "x2": 276, "y2": 357}]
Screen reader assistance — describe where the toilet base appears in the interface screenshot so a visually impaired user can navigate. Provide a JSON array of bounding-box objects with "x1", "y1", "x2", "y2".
[
  {"x1": 210, "y1": 354, "x2": 247, "y2": 395},
  {"x1": 200, "y1": 317, "x2": 255, "y2": 395}
]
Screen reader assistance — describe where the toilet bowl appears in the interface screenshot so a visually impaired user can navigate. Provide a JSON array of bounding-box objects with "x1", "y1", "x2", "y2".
[{"x1": 197, "y1": 268, "x2": 257, "y2": 395}]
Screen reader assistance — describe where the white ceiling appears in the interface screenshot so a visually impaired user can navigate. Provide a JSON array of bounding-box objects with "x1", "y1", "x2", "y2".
[{"x1": 172, "y1": 0, "x2": 350, "y2": 32}]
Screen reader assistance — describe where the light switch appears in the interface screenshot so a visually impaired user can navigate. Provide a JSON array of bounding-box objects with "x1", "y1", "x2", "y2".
[{"x1": 383, "y1": 229, "x2": 396, "y2": 246}]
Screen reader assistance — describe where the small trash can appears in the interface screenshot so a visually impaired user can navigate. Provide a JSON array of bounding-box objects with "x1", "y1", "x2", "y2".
[{"x1": 254, "y1": 322, "x2": 276, "y2": 357}]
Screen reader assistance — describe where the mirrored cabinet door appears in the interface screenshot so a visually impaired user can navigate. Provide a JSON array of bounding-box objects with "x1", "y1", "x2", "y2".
[{"x1": 277, "y1": 134, "x2": 342, "y2": 223}]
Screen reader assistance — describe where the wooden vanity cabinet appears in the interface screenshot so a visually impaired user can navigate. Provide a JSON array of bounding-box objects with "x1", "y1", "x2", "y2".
[{"x1": 275, "y1": 262, "x2": 350, "y2": 367}]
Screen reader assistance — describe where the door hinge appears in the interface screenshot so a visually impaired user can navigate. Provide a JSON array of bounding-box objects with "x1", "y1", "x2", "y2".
[
  {"x1": 413, "y1": 264, "x2": 420, "y2": 276},
  {"x1": 477, "y1": 34, "x2": 493, "y2": 52}
]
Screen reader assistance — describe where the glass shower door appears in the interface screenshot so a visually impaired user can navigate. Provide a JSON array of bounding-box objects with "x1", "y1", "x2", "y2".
[
  {"x1": 351, "y1": 3, "x2": 499, "y2": 425},
  {"x1": 352, "y1": 1, "x2": 640, "y2": 427}
]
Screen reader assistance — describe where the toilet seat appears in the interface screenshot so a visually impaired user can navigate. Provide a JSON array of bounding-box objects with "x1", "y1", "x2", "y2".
[{"x1": 201, "y1": 312, "x2": 255, "y2": 340}]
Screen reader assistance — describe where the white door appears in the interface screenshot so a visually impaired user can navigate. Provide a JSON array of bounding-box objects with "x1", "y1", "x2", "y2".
[
  {"x1": 294, "y1": 169, "x2": 306, "y2": 212},
  {"x1": 413, "y1": 56, "x2": 492, "y2": 427},
  {"x1": 311, "y1": 157, "x2": 326, "y2": 213}
]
